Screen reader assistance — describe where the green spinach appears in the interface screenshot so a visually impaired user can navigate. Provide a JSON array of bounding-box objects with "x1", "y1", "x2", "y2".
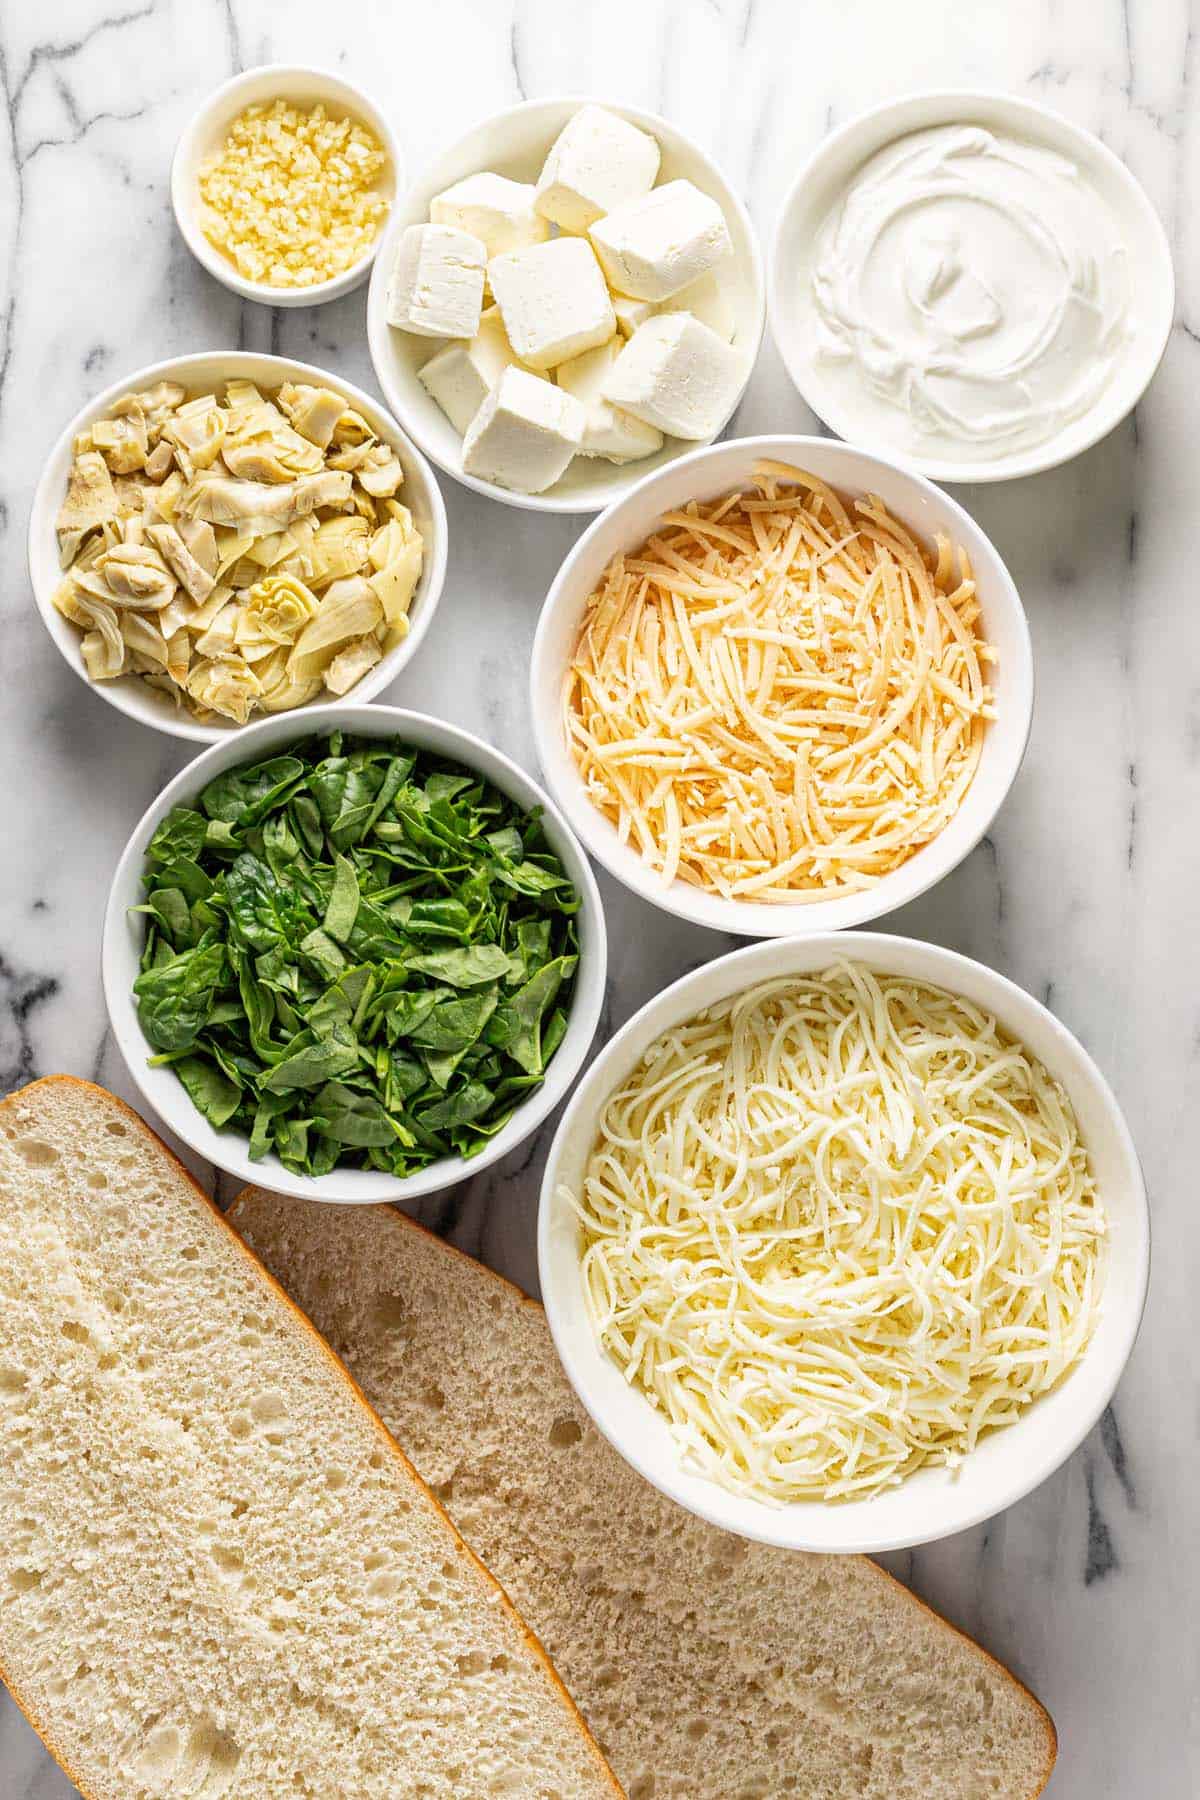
[{"x1": 135, "y1": 732, "x2": 581, "y2": 1178}]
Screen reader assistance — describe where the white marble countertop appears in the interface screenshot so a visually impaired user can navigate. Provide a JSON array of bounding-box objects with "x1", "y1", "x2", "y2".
[{"x1": 2, "y1": 1, "x2": 1197, "y2": 1794}]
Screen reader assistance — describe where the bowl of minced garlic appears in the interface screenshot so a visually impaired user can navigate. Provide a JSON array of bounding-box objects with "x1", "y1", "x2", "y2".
[{"x1": 172, "y1": 66, "x2": 398, "y2": 306}]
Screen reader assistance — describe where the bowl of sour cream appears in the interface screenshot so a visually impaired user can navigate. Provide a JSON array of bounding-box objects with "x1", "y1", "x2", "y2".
[{"x1": 770, "y1": 91, "x2": 1174, "y2": 483}]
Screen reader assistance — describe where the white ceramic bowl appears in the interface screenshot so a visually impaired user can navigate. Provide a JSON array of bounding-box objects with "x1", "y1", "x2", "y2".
[
  {"x1": 171, "y1": 65, "x2": 399, "y2": 306},
  {"x1": 769, "y1": 90, "x2": 1175, "y2": 483},
  {"x1": 367, "y1": 96, "x2": 766, "y2": 514},
  {"x1": 531, "y1": 433, "x2": 1033, "y2": 936},
  {"x1": 103, "y1": 704, "x2": 607, "y2": 1203},
  {"x1": 540, "y1": 932, "x2": 1149, "y2": 1553},
  {"x1": 31, "y1": 351, "x2": 448, "y2": 744}
]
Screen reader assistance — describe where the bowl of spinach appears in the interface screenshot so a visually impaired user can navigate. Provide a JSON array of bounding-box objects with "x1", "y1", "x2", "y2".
[{"x1": 103, "y1": 706, "x2": 607, "y2": 1201}]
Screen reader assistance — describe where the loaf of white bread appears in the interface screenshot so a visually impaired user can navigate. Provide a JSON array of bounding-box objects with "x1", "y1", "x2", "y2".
[
  {"x1": 229, "y1": 1192, "x2": 1058, "y2": 1800},
  {"x1": 0, "y1": 1077, "x2": 618, "y2": 1799}
]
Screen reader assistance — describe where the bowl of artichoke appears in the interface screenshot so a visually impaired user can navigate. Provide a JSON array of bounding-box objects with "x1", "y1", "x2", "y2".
[{"x1": 30, "y1": 351, "x2": 448, "y2": 742}]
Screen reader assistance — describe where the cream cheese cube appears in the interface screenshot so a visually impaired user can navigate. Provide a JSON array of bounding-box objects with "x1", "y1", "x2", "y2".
[
  {"x1": 612, "y1": 294, "x2": 655, "y2": 338},
  {"x1": 556, "y1": 340, "x2": 664, "y2": 463},
  {"x1": 534, "y1": 104, "x2": 660, "y2": 234},
  {"x1": 488, "y1": 238, "x2": 616, "y2": 372},
  {"x1": 387, "y1": 223, "x2": 486, "y2": 338},
  {"x1": 589, "y1": 179, "x2": 733, "y2": 302},
  {"x1": 658, "y1": 270, "x2": 736, "y2": 342},
  {"x1": 603, "y1": 313, "x2": 744, "y2": 439},
  {"x1": 461, "y1": 367, "x2": 586, "y2": 493},
  {"x1": 417, "y1": 308, "x2": 525, "y2": 435},
  {"x1": 429, "y1": 172, "x2": 550, "y2": 260}
]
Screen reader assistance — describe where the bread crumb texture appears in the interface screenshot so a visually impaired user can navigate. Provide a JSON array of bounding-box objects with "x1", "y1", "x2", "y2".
[
  {"x1": 0, "y1": 1079, "x2": 615, "y2": 1800},
  {"x1": 232, "y1": 1190, "x2": 1058, "y2": 1800}
]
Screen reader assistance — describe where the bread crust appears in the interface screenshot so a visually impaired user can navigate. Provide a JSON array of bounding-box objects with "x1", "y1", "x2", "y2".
[
  {"x1": 0, "y1": 1075, "x2": 623, "y2": 1800},
  {"x1": 230, "y1": 1183, "x2": 1059, "y2": 1800}
]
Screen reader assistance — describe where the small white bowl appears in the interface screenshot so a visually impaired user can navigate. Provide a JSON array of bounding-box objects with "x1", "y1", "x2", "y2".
[
  {"x1": 30, "y1": 351, "x2": 448, "y2": 744},
  {"x1": 530, "y1": 433, "x2": 1033, "y2": 936},
  {"x1": 539, "y1": 932, "x2": 1149, "y2": 1553},
  {"x1": 367, "y1": 96, "x2": 766, "y2": 514},
  {"x1": 769, "y1": 90, "x2": 1175, "y2": 483},
  {"x1": 103, "y1": 703, "x2": 607, "y2": 1204},
  {"x1": 171, "y1": 64, "x2": 399, "y2": 306}
]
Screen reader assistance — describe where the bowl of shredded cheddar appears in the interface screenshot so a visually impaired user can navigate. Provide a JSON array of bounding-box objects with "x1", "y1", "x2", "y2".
[{"x1": 532, "y1": 435, "x2": 1034, "y2": 937}]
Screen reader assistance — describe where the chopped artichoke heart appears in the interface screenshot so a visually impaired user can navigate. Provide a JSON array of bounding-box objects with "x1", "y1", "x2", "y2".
[
  {"x1": 332, "y1": 407, "x2": 374, "y2": 447},
  {"x1": 245, "y1": 515, "x2": 318, "y2": 574},
  {"x1": 367, "y1": 513, "x2": 415, "y2": 571},
  {"x1": 120, "y1": 612, "x2": 170, "y2": 667},
  {"x1": 187, "y1": 656, "x2": 262, "y2": 724},
  {"x1": 193, "y1": 601, "x2": 240, "y2": 658},
  {"x1": 144, "y1": 439, "x2": 175, "y2": 481},
  {"x1": 151, "y1": 471, "x2": 186, "y2": 522},
  {"x1": 369, "y1": 544, "x2": 422, "y2": 626},
  {"x1": 255, "y1": 646, "x2": 324, "y2": 714},
  {"x1": 146, "y1": 522, "x2": 217, "y2": 603},
  {"x1": 237, "y1": 573, "x2": 320, "y2": 650},
  {"x1": 92, "y1": 408, "x2": 148, "y2": 474},
  {"x1": 323, "y1": 633, "x2": 383, "y2": 695},
  {"x1": 177, "y1": 516, "x2": 219, "y2": 574},
  {"x1": 72, "y1": 594, "x2": 125, "y2": 679},
  {"x1": 354, "y1": 446, "x2": 405, "y2": 498},
  {"x1": 185, "y1": 582, "x2": 234, "y2": 634},
  {"x1": 221, "y1": 421, "x2": 325, "y2": 482},
  {"x1": 287, "y1": 576, "x2": 382, "y2": 681},
  {"x1": 164, "y1": 400, "x2": 226, "y2": 475},
  {"x1": 94, "y1": 543, "x2": 176, "y2": 608},
  {"x1": 165, "y1": 631, "x2": 192, "y2": 686},
  {"x1": 157, "y1": 596, "x2": 193, "y2": 640},
  {"x1": 133, "y1": 380, "x2": 186, "y2": 415},
  {"x1": 82, "y1": 628, "x2": 126, "y2": 681},
  {"x1": 279, "y1": 382, "x2": 347, "y2": 449},
  {"x1": 309, "y1": 514, "x2": 371, "y2": 586},
  {"x1": 56, "y1": 450, "x2": 119, "y2": 562}
]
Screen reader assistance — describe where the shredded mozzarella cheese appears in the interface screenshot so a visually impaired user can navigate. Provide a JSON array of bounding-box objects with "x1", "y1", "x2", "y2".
[
  {"x1": 564, "y1": 461, "x2": 997, "y2": 902},
  {"x1": 198, "y1": 99, "x2": 389, "y2": 288},
  {"x1": 567, "y1": 965, "x2": 1106, "y2": 1504}
]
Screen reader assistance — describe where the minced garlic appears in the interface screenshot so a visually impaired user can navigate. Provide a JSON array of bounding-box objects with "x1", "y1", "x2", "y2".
[{"x1": 198, "y1": 98, "x2": 389, "y2": 288}]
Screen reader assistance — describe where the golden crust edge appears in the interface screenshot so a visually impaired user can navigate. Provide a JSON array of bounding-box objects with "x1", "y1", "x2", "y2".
[{"x1": 0, "y1": 1075, "x2": 623, "y2": 1800}]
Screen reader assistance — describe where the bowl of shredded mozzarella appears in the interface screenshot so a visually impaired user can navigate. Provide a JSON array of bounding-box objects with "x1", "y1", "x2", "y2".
[{"x1": 539, "y1": 933, "x2": 1148, "y2": 1552}]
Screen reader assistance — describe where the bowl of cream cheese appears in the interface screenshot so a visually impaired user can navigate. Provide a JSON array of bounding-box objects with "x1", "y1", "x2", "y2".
[{"x1": 769, "y1": 91, "x2": 1174, "y2": 482}]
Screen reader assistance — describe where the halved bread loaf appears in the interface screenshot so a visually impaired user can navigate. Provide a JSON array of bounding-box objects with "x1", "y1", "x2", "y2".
[
  {"x1": 0, "y1": 1078, "x2": 618, "y2": 1800},
  {"x1": 230, "y1": 1189, "x2": 1058, "y2": 1800}
]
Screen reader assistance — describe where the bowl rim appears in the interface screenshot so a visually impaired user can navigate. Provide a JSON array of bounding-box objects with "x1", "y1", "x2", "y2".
[
  {"x1": 170, "y1": 62, "x2": 401, "y2": 307},
  {"x1": 537, "y1": 929, "x2": 1151, "y2": 1552},
  {"x1": 366, "y1": 92, "x2": 767, "y2": 515},
  {"x1": 529, "y1": 431, "x2": 1034, "y2": 936},
  {"x1": 101, "y1": 702, "x2": 608, "y2": 1204},
  {"x1": 767, "y1": 87, "x2": 1176, "y2": 484},
  {"x1": 29, "y1": 349, "x2": 449, "y2": 745}
]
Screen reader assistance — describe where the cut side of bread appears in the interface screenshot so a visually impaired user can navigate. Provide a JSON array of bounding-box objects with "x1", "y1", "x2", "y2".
[
  {"x1": 230, "y1": 1189, "x2": 1058, "y2": 1800},
  {"x1": 0, "y1": 1078, "x2": 619, "y2": 1800}
]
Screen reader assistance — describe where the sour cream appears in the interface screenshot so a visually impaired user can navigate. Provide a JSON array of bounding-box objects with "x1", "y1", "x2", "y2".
[{"x1": 809, "y1": 124, "x2": 1132, "y2": 463}]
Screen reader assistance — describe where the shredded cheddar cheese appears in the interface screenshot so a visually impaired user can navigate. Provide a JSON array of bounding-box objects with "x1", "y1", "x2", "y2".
[
  {"x1": 564, "y1": 461, "x2": 997, "y2": 902},
  {"x1": 568, "y1": 965, "x2": 1106, "y2": 1504},
  {"x1": 198, "y1": 99, "x2": 389, "y2": 288}
]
